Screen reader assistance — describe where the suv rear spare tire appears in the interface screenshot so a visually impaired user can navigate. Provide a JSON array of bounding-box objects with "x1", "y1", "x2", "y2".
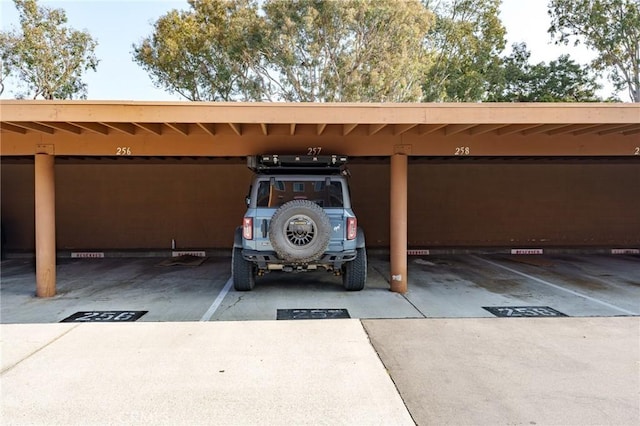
[{"x1": 269, "y1": 200, "x2": 331, "y2": 263}]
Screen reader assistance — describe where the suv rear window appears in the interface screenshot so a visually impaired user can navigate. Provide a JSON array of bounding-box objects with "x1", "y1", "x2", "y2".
[{"x1": 256, "y1": 179, "x2": 343, "y2": 208}]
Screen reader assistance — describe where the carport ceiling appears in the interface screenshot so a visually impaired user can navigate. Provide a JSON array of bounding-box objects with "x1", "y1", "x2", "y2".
[{"x1": 1, "y1": 101, "x2": 639, "y2": 157}]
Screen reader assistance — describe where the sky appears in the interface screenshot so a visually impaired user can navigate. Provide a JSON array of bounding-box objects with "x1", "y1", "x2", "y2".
[{"x1": 0, "y1": 0, "x2": 609, "y2": 101}]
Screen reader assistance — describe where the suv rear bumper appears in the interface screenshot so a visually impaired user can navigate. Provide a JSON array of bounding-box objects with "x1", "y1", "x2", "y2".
[{"x1": 242, "y1": 249, "x2": 357, "y2": 270}]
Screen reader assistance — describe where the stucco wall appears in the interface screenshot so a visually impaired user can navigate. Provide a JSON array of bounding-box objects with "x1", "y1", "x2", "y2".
[
  {"x1": 1, "y1": 160, "x2": 639, "y2": 251},
  {"x1": 406, "y1": 162, "x2": 640, "y2": 247}
]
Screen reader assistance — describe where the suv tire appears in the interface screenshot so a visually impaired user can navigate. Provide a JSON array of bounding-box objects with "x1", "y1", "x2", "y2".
[
  {"x1": 232, "y1": 247, "x2": 255, "y2": 291},
  {"x1": 342, "y1": 247, "x2": 367, "y2": 291},
  {"x1": 269, "y1": 200, "x2": 332, "y2": 263}
]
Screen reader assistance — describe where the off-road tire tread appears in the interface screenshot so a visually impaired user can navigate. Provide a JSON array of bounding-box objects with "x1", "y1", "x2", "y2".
[
  {"x1": 269, "y1": 200, "x2": 332, "y2": 263},
  {"x1": 232, "y1": 247, "x2": 255, "y2": 291},
  {"x1": 343, "y1": 247, "x2": 367, "y2": 291}
]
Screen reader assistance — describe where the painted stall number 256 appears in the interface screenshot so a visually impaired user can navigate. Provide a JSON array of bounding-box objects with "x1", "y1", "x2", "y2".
[{"x1": 116, "y1": 147, "x2": 132, "y2": 155}]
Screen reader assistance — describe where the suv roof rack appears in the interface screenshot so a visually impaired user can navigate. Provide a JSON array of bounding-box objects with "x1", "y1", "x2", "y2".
[{"x1": 248, "y1": 154, "x2": 348, "y2": 174}]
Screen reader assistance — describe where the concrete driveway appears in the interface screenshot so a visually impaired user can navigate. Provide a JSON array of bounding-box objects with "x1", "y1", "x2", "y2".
[{"x1": 1, "y1": 254, "x2": 638, "y2": 425}]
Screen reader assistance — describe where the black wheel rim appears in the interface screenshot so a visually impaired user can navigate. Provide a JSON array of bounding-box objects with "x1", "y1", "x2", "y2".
[{"x1": 285, "y1": 214, "x2": 316, "y2": 246}]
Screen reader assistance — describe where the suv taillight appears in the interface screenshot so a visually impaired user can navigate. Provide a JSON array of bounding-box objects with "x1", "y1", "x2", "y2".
[
  {"x1": 243, "y1": 217, "x2": 253, "y2": 240},
  {"x1": 347, "y1": 217, "x2": 357, "y2": 240}
]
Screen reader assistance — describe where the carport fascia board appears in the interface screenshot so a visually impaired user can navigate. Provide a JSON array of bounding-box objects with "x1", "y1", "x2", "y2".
[
  {"x1": 1, "y1": 100, "x2": 638, "y2": 124},
  {"x1": 1, "y1": 101, "x2": 639, "y2": 158}
]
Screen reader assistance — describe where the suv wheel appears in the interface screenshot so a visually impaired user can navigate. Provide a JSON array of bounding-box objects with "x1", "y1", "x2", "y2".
[
  {"x1": 232, "y1": 247, "x2": 255, "y2": 291},
  {"x1": 342, "y1": 247, "x2": 367, "y2": 291},
  {"x1": 269, "y1": 200, "x2": 332, "y2": 263}
]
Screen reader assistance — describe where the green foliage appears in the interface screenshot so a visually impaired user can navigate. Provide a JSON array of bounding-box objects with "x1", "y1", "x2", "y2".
[
  {"x1": 486, "y1": 42, "x2": 602, "y2": 101},
  {"x1": 549, "y1": 0, "x2": 640, "y2": 102},
  {"x1": 260, "y1": 0, "x2": 433, "y2": 102},
  {"x1": 133, "y1": 0, "x2": 614, "y2": 103},
  {"x1": 422, "y1": 0, "x2": 506, "y2": 101},
  {"x1": 0, "y1": 0, "x2": 99, "y2": 99},
  {"x1": 134, "y1": 0, "x2": 433, "y2": 102},
  {"x1": 133, "y1": 0, "x2": 265, "y2": 101}
]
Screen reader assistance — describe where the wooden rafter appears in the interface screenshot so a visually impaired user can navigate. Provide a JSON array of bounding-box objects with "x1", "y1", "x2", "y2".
[
  {"x1": 72, "y1": 122, "x2": 109, "y2": 135},
  {"x1": 134, "y1": 123, "x2": 163, "y2": 135},
  {"x1": 195, "y1": 123, "x2": 216, "y2": 136},
  {"x1": 368, "y1": 124, "x2": 387, "y2": 135},
  {"x1": 36, "y1": 122, "x2": 82, "y2": 135},
  {"x1": 102, "y1": 122, "x2": 136, "y2": 135},
  {"x1": 394, "y1": 124, "x2": 418, "y2": 135},
  {"x1": 165, "y1": 123, "x2": 190, "y2": 136},
  {"x1": 228, "y1": 123, "x2": 242, "y2": 136},
  {"x1": 343, "y1": 123, "x2": 358, "y2": 136},
  {"x1": 7, "y1": 121, "x2": 55, "y2": 134}
]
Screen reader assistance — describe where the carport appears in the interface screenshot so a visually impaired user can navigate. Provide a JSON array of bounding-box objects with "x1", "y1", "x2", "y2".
[{"x1": 1, "y1": 101, "x2": 639, "y2": 297}]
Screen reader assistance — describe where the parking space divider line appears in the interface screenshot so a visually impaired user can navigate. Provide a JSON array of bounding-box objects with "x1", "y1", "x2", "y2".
[
  {"x1": 472, "y1": 256, "x2": 638, "y2": 316},
  {"x1": 200, "y1": 277, "x2": 233, "y2": 322}
]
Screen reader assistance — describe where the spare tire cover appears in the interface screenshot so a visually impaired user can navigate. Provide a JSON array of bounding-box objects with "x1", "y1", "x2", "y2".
[{"x1": 269, "y1": 200, "x2": 332, "y2": 263}]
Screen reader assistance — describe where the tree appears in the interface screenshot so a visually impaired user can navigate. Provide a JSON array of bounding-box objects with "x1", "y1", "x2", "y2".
[
  {"x1": 134, "y1": 0, "x2": 433, "y2": 102},
  {"x1": 422, "y1": 0, "x2": 506, "y2": 101},
  {"x1": 133, "y1": 0, "x2": 266, "y2": 101},
  {"x1": 260, "y1": 0, "x2": 433, "y2": 102},
  {"x1": 548, "y1": 0, "x2": 640, "y2": 102},
  {"x1": 0, "y1": 0, "x2": 99, "y2": 99},
  {"x1": 0, "y1": 32, "x2": 16, "y2": 96},
  {"x1": 486, "y1": 42, "x2": 602, "y2": 102}
]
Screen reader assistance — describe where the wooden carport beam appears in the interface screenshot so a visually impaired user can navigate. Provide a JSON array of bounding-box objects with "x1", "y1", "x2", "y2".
[
  {"x1": 445, "y1": 124, "x2": 475, "y2": 136},
  {"x1": 394, "y1": 124, "x2": 418, "y2": 135},
  {"x1": 390, "y1": 153, "x2": 408, "y2": 294},
  {"x1": 0, "y1": 122, "x2": 27, "y2": 133},
  {"x1": 35, "y1": 153, "x2": 56, "y2": 297},
  {"x1": 469, "y1": 124, "x2": 509, "y2": 135},
  {"x1": 36, "y1": 122, "x2": 82, "y2": 135},
  {"x1": 7, "y1": 121, "x2": 55, "y2": 134},
  {"x1": 597, "y1": 124, "x2": 640, "y2": 135},
  {"x1": 72, "y1": 122, "x2": 110, "y2": 135},
  {"x1": 102, "y1": 122, "x2": 136, "y2": 135},
  {"x1": 134, "y1": 122, "x2": 163, "y2": 135},
  {"x1": 196, "y1": 123, "x2": 216, "y2": 136},
  {"x1": 369, "y1": 124, "x2": 387, "y2": 135},
  {"x1": 343, "y1": 123, "x2": 358, "y2": 136},
  {"x1": 418, "y1": 124, "x2": 446, "y2": 135},
  {"x1": 228, "y1": 123, "x2": 242, "y2": 136},
  {"x1": 165, "y1": 122, "x2": 190, "y2": 136}
]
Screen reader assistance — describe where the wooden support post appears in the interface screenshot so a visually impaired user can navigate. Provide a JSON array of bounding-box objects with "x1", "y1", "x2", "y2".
[
  {"x1": 390, "y1": 153, "x2": 408, "y2": 293},
  {"x1": 35, "y1": 153, "x2": 56, "y2": 297}
]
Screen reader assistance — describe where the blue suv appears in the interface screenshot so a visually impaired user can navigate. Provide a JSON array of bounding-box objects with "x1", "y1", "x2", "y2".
[{"x1": 232, "y1": 155, "x2": 367, "y2": 291}]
